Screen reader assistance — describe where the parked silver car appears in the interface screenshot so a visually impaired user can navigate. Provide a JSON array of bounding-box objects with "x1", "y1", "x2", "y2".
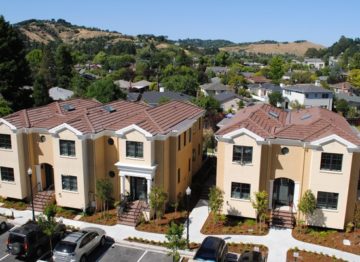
[{"x1": 52, "y1": 227, "x2": 106, "y2": 262}]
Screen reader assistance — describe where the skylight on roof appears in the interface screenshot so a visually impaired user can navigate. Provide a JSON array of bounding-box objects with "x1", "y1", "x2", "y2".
[
  {"x1": 301, "y1": 114, "x2": 312, "y2": 120},
  {"x1": 103, "y1": 105, "x2": 116, "y2": 113},
  {"x1": 268, "y1": 111, "x2": 279, "y2": 118},
  {"x1": 63, "y1": 104, "x2": 75, "y2": 111}
]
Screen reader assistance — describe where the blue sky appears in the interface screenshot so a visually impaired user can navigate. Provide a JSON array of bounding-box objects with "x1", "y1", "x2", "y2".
[{"x1": 1, "y1": 0, "x2": 359, "y2": 46}]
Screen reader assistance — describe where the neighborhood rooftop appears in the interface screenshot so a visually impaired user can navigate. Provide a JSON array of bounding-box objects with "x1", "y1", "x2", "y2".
[
  {"x1": 3, "y1": 98, "x2": 204, "y2": 136},
  {"x1": 283, "y1": 84, "x2": 333, "y2": 93},
  {"x1": 216, "y1": 103, "x2": 360, "y2": 146}
]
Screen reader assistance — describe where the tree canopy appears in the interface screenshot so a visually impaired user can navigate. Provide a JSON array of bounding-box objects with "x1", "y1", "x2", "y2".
[{"x1": 86, "y1": 78, "x2": 126, "y2": 103}]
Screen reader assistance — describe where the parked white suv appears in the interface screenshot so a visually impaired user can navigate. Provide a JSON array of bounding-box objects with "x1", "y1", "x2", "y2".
[{"x1": 52, "y1": 227, "x2": 106, "y2": 262}]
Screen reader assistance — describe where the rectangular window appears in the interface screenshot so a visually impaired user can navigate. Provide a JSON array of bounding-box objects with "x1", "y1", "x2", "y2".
[
  {"x1": 59, "y1": 140, "x2": 75, "y2": 157},
  {"x1": 178, "y1": 135, "x2": 181, "y2": 151},
  {"x1": 317, "y1": 191, "x2": 338, "y2": 210},
  {"x1": 184, "y1": 132, "x2": 186, "y2": 146},
  {"x1": 0, "y1": 134, "x2": 11, "y2": 149},
  {"x1": 61, "y1": 175, "x2": 78, "y2": 192},
  {"x1": 198, "y1": 118, "x2": 201, "y2": 130},
  {"x1": 177, "y1": 168, "x2": 180, "y2": 184},
  {"x1": 198, "y1": 144, "x2": 200, "y2": 156},
  {"x1": 233, "y1": 146, "x2": 253, "y2": 164},
  {"x1": 0, "y1": 167, "x2": 14, "y2": 182},
  {"x1": 189, "y1": 128, "x2": 192, "y2": 143},
  {"x1": 320, "y1": 153, "x2": 343, "y2": 171},
  {"x1": 322, "y1": 93, "x2": 329, "y2": 98},
  {"x1": 188, "y1": 158, "x2": 191, "y2": 172},
  {"x1": 126, "y1": 141, "x2": 143, "y2": 158},
  {"x1": 231, "y1": 182, "x2": 250, "y2": 200}
]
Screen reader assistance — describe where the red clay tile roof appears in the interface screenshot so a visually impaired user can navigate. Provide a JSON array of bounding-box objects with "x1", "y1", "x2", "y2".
[
  {"x1": 3, "y1": 99, "x2": 204, "y2": 136},
  {"x1": 217, "y1": 104, "x2": 360, "y2": 146}
]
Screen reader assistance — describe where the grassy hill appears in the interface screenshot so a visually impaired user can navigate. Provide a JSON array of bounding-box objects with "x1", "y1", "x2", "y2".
[
  {"x1": 15, "y1": 19, "x2": 133, "y2": 44},
  {"x1": 220, "y1": 41, "x2": 325, "y2": 56}
]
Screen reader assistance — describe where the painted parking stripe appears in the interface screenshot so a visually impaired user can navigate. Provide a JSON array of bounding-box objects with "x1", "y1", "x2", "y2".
[
  {"x1": 0, "y1": 254, "x2": 9, "y2": 261},
  {"x1": 137, "y1": 250, "x2": 148, "y2": 262}
]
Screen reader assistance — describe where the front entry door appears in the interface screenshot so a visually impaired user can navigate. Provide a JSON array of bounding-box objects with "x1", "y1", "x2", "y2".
[
  {"x1": 130, "y1": 177, "x2": 147, "y2": 201},
  {"x1": 273, "y1": 178, "x2": 294, "y2": 207},
  {"x1": 44, "y1": 164, "x2": 54, "y2": 190}
]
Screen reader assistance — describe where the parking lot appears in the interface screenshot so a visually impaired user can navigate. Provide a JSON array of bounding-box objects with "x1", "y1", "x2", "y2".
[{"x1": 0, "y1": 224, "x2": 173, "y2": 262}]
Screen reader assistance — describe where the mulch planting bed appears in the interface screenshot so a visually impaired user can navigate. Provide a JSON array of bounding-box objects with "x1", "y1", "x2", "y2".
[
  {"x1": 80, "y1": 209, "x2": 118, "y2": 226},
  {"x1": 287, "y1": 248, "x2": 346, "y2": 262},
  {"x1": 136, "y1": 211, "x2": 187, "y2": 234}
]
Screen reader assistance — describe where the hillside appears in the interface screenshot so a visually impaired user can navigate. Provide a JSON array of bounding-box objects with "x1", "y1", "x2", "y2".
[
  {"x1": 220, "y1": 41, "x2": 325, "y2": 56},
  {"x1": 15, "y1": 19, "x2": 133, "y2": 44}
]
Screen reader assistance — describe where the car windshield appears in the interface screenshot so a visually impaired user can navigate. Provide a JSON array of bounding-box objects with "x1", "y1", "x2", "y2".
[
  {"x1": 9, "y1": 234, "x2": 25, "y2": 244},
  {"x1": 194, "y1": 247, "x2": 217, "y2": 261},
  {"x1": 55, "y1": 241, "x2": 77, "y2": 253}
]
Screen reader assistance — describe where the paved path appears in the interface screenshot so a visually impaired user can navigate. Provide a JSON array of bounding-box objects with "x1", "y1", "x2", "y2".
[{"x1": 1, "y1": 202, "x2": 359, "y2": 262}]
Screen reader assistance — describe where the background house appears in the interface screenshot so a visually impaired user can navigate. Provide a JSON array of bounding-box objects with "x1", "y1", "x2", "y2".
[{"x1": 303, "y1": 58, "x2": 325, "y2": 70}]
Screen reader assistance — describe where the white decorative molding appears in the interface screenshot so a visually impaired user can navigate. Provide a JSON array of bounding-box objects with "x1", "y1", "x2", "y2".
[
  {"x1": 0, "y1": 118, "x2": 17, "y2": 130},
  {"x1": 222, "y1": 128, "x2": 265, "y2": 142},
  {"x1": 115, "y1": 124, "x2": 153, "y2": 139},
  {"x1": 48, "y1": 123, "x2": 83, "y2": 136},
  {"x1": 311, "y1": 134, "x2": 358, "y2": 149},
  {"x1": 115, "y1": 162, "x2": 157, "y2": 180}
]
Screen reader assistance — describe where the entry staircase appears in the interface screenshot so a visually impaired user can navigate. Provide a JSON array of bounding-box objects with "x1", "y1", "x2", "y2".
[
  {"x1": 270, "y1": 208, "x2": 296, "y2": 229},
  {"x1": 27, "y1": 190, "x2": 55, "y2": 212},
  {"x1": 118, "y1": 200, "x2": 148, "y2": 226}
]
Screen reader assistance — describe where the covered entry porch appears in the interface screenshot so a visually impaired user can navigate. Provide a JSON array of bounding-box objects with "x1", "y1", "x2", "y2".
[{"x1": 268, "y1": 177, "x2": 300, "y2": 212}]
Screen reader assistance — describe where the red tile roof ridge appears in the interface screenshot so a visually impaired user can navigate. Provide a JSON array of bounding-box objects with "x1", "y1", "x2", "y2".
[
  {"x1": 247, "y1": 111, "x2": 274, "y2": 137},
  {"x1": 82, "y1": 113, "x2": 95, "y2": 133},
  {"x1": 143, "y1": 110, "x2": 164, "y2": 133}
]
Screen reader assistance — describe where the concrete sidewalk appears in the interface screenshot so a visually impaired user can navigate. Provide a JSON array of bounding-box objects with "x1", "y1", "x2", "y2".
[{"x1": 1, "y1": 202, "x2": 359, "y2": 262}]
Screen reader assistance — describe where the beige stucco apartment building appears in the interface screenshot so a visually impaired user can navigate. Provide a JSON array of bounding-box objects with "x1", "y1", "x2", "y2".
[
  {"x1": 216, "y1": 104, "x2": 360, "y2": 229},
  {"x1": 0, "y1": 99, "x2": 204, "y2": 211}
]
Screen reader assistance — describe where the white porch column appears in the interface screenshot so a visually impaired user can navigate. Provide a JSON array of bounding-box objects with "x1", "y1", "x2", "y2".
[
  {"x1": 35, "y1": 165, "x2": 42, "y2": 191},
  {"x1": 268, "y1": 180, "x2": 274, "y2": 209},
  {"x1": 293, "y1": 182, "x2": 301, "y2": 213},
  {"x1": 120, "y1": 175, "x2": 126, "y2": 196},
  {"x1": 147, "y1": 179, "x2": 152, "y2": 202}
]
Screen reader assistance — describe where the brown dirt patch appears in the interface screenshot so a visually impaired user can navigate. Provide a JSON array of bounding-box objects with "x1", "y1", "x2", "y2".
[
  {"x1": 80, "y1": 209, "x2": 117, "y2": 226},
  {"x1": 201, "y1": 213, "x2": 268, "y2": 236},
  {"x1": 287, "y1": 249, "x2": 346, "y2": 262},
  {"x1": 136, "y1": 211, "x2": 187, "y2": 234},
  {"x1": 292, "y1": 227, "x2": 360, "y2": 255}
]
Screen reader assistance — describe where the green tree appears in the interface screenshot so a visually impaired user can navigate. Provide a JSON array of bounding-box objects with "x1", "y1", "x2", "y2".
[
  {"x1": 86, "y1": 78, "x2": 126, "y2": 103},
  {"x1": 0, "y1": 97, "x2": 12, "y2": 117},
  {"x1": 55, "y1": 44, "x2": 74, "y2": 88},
  {"x1": 215, "y1": 51, "x2": 230, "y2": 66},
  {"x1": 268, "y1": 56, "x2": 285, "y2": 83},
  {"x1": 349, "y1": 52, "x2": 360, "y2": 70},
  {"x1": 93, "y1": 51, "x2": 107, "y2": 64},
  {"x1": 105, "y1": 54, "x2": 135, "y2": 70},
  {"x1": 161, "y1": 74, "x2": 198, "y2": 96},
  {"x1": 192, "y1": 95, "x2": 221, "y2": 112},
  {"x1": 298, "y1": 190, "x2": 316, "y2": 228},
  {"x1": 26, "y1": 49, "x2": 43, "y2": 77},
  {"x1": 71, "y1": 74, "x2": 91, "y2": 97},
  {"x1": 96, "y1": 179, "x2": 113, "y2": 217},
  {"x1": 335, "y1": 99, "x2": 349, "y2": 116},
  {"x1": 268, "y1": 91, "x2": 283, "y2": 107},
  {"x1": 208, "y1": 186, "x2": 224, "y2": 223},
  {"x1": 347, "y1": 107, "x2": 358, "y2": 118},
  {"x1": 348, "y1": 69, "x2": 360, "y2": 88},
  {"x1": 290, "y1": 100, "x2": 305, "y2": 110},
  {"x1": 39, "y1": 45, "x2": 57, "y2": 88},
  {"x1": 33, "y1": 73, "x2": 52, "y2": 106},
  {"x1": 37, "y1": 203, "x2": 63, "y2": 252},
  {"x1": 149, "y1": 186, "x2": 168, "y2": 224},
  {"x1": 251, "y1": 191, "x2": 268, "y2": 232},
  {"x1": 165, "y1": 222, "x2": 186, "y2": 262},
  {"x1": 0, "y1": 15, "x2": 32, "y2": 110}
]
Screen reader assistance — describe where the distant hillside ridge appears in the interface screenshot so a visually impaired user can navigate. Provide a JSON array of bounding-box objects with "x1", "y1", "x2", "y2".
[
  {"x1": 220, "y1": 41, "x2": 325, "y2": 56},
  {"x1": 15, "y1": 19, "x2": 134, "y2": 44}
]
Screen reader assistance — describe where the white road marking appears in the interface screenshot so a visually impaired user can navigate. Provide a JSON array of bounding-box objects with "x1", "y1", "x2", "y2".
[
  {"x1": 0, "y1": 254, "x2": 9, "y2": 261},
  {"x1": 137, "y1": 250, "x2": 148, "y2": 262}
]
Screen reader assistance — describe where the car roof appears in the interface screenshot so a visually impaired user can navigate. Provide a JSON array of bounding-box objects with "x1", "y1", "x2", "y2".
[
  {"x1": 62, "y1": 231, "x2": 87, "y2": 243},
  {"x1": 194, "y1": 236, "x2": 225, "y2": 259},
  {"x1": 10, "y1": 222, "x2": 41, "y2": 236}
]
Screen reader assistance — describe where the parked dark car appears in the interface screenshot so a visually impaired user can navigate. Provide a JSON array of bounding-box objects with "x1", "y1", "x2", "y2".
[
  {"x1": 192, "y1": 236, "x2": 228, "y2": 262},
  {"x1": 239, "y1": 251, "x2": 264, "y2": 262},
  {"x1": 7, "y1": 221, "x2": 66, "y2": 259}
]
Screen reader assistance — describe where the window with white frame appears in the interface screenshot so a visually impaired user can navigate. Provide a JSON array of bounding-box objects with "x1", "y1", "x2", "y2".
[
  {"x1": 0, "y1": 134, "x2": 11, "y2": 149},
  {"x1": 317, "y1": 191, "x2": 338, "y2": 210},
  {"x1": 0, "y1": 167, "x2": 14, "y2": 182},
  {"x1": 233, "y1": 146, "x2": 253, "y2": 164},
  {"x1": 231, "y1": 182, "x2": 250, "y2": 200},
  {"x1": 61, "y1": 175, "x2": 78, "y2": 191},
  {"x1": 59, "y1": 140, "x2": 75, "y2": 157},
  {"x1": 320, "y1": 153, "x2": 343, "y2": 172},
  {"x1": 126, "y1": 141, "x2": 143, "y2": 158}
]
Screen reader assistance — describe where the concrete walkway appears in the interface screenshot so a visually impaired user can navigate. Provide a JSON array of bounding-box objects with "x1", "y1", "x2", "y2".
[{"x1": 1, "y1": 202, "x2": 359, "y2": 262}]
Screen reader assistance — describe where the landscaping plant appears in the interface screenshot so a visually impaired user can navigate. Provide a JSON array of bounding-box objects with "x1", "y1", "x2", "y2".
[
  {"x1": 165, "y1": 222, "x2": 186, "y2": 262},
  {"x1": 251, "y1": 191, "x2": 268, "y2": 233},
  {"x1": 297, "y1": 190, "x2": 316, "y2": 231},
  {"x1": 149, "y1": 186, "x2": 168, "y2": 225},
  {"x1": 96, "y1": 178, "x2": 113, "y2": 218},
  {"x1": 208, "y1": 186, "x2": 224, "y2": 223}
]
